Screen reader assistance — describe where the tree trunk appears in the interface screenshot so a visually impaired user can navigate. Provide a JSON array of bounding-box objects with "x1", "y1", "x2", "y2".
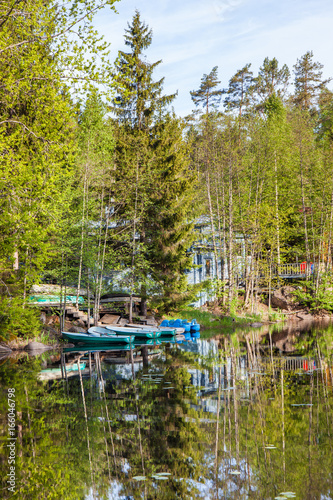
[
  {"x1": 228, "y1": 161, "x2": 234, "y2": 309},
  {"x1": 76, "y1": 169, "x2": 87, "y2": 310},
  {"x1": 274, "y1": 152, "x2": 281, "y2": 267},
  {"x1": 131, "y1": 158, "x2": 140, "y2": 322},
  {"x1": 206, "y1": 170, "x2": 220, "y2": 287},
  {"x1": 94, "y1": 190, "x2": 105, "y2": 326},
  {"x1": 299, "y1": 139, "x2": 311, "y2": 270}
]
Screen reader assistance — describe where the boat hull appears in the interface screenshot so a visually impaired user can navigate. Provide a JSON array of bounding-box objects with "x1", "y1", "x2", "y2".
[{"x1": 62, "y1": 331, "x2": 134, "y2": 345}]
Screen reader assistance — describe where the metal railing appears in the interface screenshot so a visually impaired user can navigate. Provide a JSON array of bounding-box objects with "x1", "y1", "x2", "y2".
[
  {"x1": 258, "y1": 262, "x2": 314, "y2": 278},
  {"x1": 278, "y1": 263, "x2": 303, "y2": 276},
  {"x1": 262, "y1": 357, "x2": 317, "y2": 371}
]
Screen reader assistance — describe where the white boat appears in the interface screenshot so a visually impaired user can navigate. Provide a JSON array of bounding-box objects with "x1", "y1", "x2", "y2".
[
  {"x1": 125, "y1": 323, "x2": 184, "y2": 334},
  {"x1": 90, "y1": 326, "x2": 161, "y2": 339},
  {"x1": 105, "y1": 325, "x2": 178, "y2": 336}
]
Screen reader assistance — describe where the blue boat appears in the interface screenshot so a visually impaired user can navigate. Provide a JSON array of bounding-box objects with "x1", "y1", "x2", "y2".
[
  {"x1": 161, "y1": 318, "x2": 201, "y2": 333},
  {"x1": 190, "y1": 319, "x2": 200, "y2": 333},
  {"x1": 184, "y1": 331, "x2": 192, "y2": 341},
  {"x1": 191, "y1": 331, "x2": 200, "y2": 339}
]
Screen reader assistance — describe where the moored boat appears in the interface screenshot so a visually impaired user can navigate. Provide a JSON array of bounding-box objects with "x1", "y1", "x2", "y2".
[
  {"x1": 190, "y1": 319, "x2": 200, "y2": 332},
  {"x1": 126, "y1": 323, "x2": 179, "y2": 335},
  {"x1": 191, "y1": 331, "x2": 201, "y2": 339},
  {"x1": 62, "y1": 330, "x2": 134, "y2": 345},
  {"x1": 161, "y1": 318, "x2": 200, "y2": 333},
  {"x1": 103, "y1": 325, "x2": 162, "y2": 339}
]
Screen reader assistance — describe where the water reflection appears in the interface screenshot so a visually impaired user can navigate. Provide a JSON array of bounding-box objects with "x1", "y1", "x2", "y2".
[{"x1": 0, "y1": 323, "x2": 332, "y2": 499}]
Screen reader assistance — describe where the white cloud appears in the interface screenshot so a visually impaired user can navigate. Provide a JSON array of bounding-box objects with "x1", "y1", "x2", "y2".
[{"x1": 212, "y1": 0, "x2": 245, "y2": 20}]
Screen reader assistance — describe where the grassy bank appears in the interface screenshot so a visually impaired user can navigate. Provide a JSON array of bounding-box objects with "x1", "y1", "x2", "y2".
[{"x1": 163, "y1": 309, "x2": 262, "y2": 338}]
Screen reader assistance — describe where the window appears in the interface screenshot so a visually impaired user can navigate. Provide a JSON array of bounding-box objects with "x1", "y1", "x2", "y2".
[{"x1": 205, "y1": 259, "x2": 211, "y2": 277}]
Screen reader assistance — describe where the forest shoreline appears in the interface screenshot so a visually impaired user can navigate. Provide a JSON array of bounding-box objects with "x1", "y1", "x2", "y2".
[{"x1": 2, "y1": 297, "x2": 332, "y2": 354}]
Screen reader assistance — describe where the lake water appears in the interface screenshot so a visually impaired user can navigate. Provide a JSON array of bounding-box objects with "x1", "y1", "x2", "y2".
[{"x1": 0, "y1": 321, "x2": 332, "y2": 499}]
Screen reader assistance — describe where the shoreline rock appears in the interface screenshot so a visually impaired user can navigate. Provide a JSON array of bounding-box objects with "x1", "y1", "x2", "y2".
[{"x1": 24, "y1": 341, "x2": 55, "y2": 352}]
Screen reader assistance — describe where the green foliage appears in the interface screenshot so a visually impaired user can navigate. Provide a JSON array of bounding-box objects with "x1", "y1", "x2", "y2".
[
  {"x1": 264, "y1": 92, "x2": 286, "y2": 118},
  {"x1": 253, "y1": 56, "x2": 290, "y2": 105},
  {"x1": 229, "y1": 295, "x2": 242, "y2": 316},
  {"x1": 1, "y1": 0, "x2": 333, "y2": 326},
  {"x1": 268, "y1": 307, "x2": 286, "y2": 322},
  {"x1": 203, "y1": 277, "x2": 227, "y2": 301},
  {"x1": 0, "y1": 299, "x2": 41, "y2": 340},
  {"x1": 293, "y1": 276, "x2": 333, "y2": 312},
  {"x1": 0, "y1": 0, "x2": 119, "y2": 333},
  {"x1": 224, "y1": 63, "x2": 254, "y2": 115},
  {"x1": 293, "y1": 51, "x2": 328, "y2": 110},
  {"x1": 72, "y1": 92, "x2": 116, "y2": 293}
]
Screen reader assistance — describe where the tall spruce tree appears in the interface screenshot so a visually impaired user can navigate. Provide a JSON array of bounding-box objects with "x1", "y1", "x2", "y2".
[
  {"x1": 147, "y1": 114, "x2": 198, "y2": 311},
  {"x1": 112, "y1": 10, "x2": 176, "y2": 129},
  {"x1": 112, "y1": 11, "x2": 197, "y2": 312}
]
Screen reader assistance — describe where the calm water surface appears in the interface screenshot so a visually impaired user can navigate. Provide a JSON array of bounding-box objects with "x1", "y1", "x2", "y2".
[{"x1": 0, "y1": 321, "x2": 332, "y2": 499}]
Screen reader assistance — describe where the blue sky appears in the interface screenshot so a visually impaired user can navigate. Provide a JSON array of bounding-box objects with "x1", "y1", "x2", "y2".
[{"x1": 94, "y1": 0, "x2": 333, "y2": 116}]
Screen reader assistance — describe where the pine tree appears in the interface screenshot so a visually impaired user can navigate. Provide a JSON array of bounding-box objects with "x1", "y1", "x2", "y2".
[
  {"x1": 189, "y1": 69, "x2": 225, "y2": 298},
  {"x1": 253, "y1": 57, "x2": 290, "y2": 109},
  {"x1": 190, "y1": 66, "x2": 224, "y2": 114},
  {"x1": 224, "y1": 64, "x2": 254, "y2": 116},
  {"x1": 293, "y1": 51, "x2": 329, "y2": 110},
  {"x1": 318, "y1": 89, "x2": 333, "y2": 142}
]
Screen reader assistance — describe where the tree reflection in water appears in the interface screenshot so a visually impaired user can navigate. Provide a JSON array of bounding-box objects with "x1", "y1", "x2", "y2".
[{"x1": 0, "y1": 323, "x2": 332, "y2": 499}]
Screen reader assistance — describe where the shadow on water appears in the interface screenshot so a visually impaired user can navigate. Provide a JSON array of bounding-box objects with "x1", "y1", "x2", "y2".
[{"x1": 0, "y1": 321, "x2": 332, "y2": 499}]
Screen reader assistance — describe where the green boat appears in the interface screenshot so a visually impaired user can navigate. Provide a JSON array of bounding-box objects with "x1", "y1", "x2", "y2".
[{"x1": 62, "y1": 330, "x2": 134, "y2": 345}]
